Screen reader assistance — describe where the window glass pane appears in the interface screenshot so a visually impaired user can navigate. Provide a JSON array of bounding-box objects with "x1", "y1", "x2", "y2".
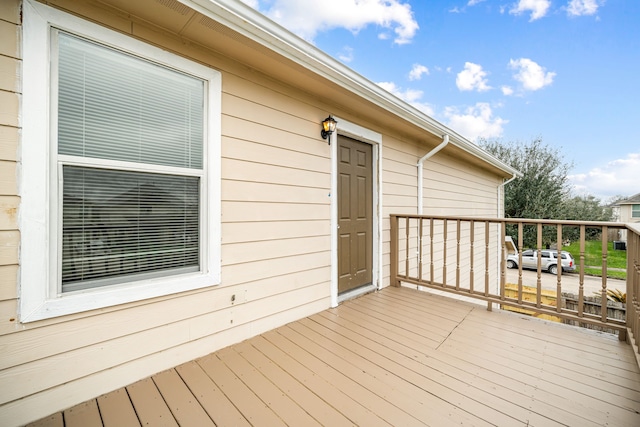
[
  {"x1": 62, "y1": 166, "x2": 200, "y2": 292},
  {"x1": 57, "y1": 32, "x2": 204, "y2": 169},
  {"x1": 633, "y1": 204, "x2": 640, "y2": 218}
]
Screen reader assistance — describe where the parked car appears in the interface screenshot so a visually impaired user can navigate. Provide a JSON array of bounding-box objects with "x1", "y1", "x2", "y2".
[{"x1": 506, "y1": 249, "x2": 576, "y2": 274}]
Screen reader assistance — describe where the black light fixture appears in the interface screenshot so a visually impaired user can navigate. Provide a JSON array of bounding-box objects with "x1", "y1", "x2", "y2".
[{"x1": 321, "y1": 115, "x2": 337, "y2": 143}]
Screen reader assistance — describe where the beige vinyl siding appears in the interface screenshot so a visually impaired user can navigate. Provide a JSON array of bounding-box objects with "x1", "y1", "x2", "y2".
[
  {"x1": 0, "y1": 0, "x2": 20, "y2": 334},
  {"x1": 0, "y1": 1, "x2": 510, "y2": 425},
  {"x1": 379, "y1": 135, "x2": 502, "y2": 289},
  {"x1": 421, "y1": 153, "x2": 501, "y2": 216},
  {"x1": 0, "y1": 1, "x2": 333, "y2": 424}
]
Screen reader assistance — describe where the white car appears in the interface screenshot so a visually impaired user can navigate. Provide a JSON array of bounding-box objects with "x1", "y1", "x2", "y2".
[{"x1": 507, "y1": 249, "x2": 576, "y2": 274}]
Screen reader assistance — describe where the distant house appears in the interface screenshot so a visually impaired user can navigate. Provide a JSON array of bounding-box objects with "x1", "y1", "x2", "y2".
[
  {"x1": 615, "y1": 192, "x2": 640, "y2": 241},
  {"x1": 0, "y1": 0, "x2": 519, "y2": 425}
]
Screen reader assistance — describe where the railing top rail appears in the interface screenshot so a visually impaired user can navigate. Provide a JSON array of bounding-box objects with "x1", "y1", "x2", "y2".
[{"x1": 389, "y1": 214, "x2": 628, "y2": 229}]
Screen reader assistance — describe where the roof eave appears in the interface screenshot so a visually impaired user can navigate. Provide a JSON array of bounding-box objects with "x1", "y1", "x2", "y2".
[{"x1": 181, "y1": 0, "x2": 520, "y2": 178}]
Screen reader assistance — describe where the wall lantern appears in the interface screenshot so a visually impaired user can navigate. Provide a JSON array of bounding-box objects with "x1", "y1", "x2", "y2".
[{"x1": 321, "y1": 115, "x2": 337, "y2": 143}]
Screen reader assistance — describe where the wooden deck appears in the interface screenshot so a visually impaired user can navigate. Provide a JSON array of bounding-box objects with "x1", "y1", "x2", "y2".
[{"x1": 28, "y1": 286, "x2": 640, "y2": 426}]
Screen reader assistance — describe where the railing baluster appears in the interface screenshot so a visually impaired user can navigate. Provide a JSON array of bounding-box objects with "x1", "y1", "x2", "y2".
[
  {"x1": 601, "y1": 226, "x2": 608, "y2": 322},
  {"x1": 443, "y1": 219, "x2": 448, "y2": 287},
  {"x1": 557, "y1": 224, "x2": 562, "y2": 313},
  {"x1": 430, "y1": 219, "x2": 434, "y2": 284},
  {"x1": 390, "y1": 214, "x2": 398, "y2": 287},
  {"x1": 404, "y1": 216, "x2": 410, "y2": 280},
  {"x1": 456, "y1": 219, "x2": 461, "y2": 291},
  {"x1": 500, "y1": 221, "x2": 506, "y2": 301},
  {"x1": 536, "y1": 223, "x2": 542, "y2": 309},
  {"x1": 578, "y1": 225, "x2": 585, "y2": 318},
  {"x1": 418, "y1": 217, "x2": 423, "y2": 284},
  {"x1": 518, "y1": 222, "x2": 523, "y2": 304},
  {"x1": 470, "y1": 220, "x2": 475, "y2": 294},
  {"x1": 485, "y1": 221, "x2": 491, "y2": 311}
]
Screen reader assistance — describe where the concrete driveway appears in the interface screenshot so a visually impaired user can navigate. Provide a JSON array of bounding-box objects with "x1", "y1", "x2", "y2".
[{"x1": 505, "y1": 267, "x2": 626, "y2": 296}]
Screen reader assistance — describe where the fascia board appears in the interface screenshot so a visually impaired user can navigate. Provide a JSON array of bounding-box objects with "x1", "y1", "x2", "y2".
[{"x1": 180, "y1": 0, "x2": 520, "y2": 178}]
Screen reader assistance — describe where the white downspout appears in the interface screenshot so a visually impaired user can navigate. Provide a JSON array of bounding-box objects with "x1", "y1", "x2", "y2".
[
  {"x1": 417, "y1": 135, "x2": 449, "y2": 215},
  {"x1": 495, "y1": 173, "x2": 517, "y2": 304},
  {"x1": 497, "y1": 173, "x2": 517, "y2": 217}
]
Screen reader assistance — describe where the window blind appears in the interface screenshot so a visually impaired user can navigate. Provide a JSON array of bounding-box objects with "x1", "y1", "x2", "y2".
[
  {"x1": 58, "y1": 32, "x2": 204, "y2": 169},
  {"x1": 61, "y1": 166, "x2": 200, "y2": 292},
  {"x1": 56, "y1": 31, "x2": 205, "y2": 292}
]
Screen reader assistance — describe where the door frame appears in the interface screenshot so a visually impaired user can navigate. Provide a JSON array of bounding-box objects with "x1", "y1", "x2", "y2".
[{"x1": 330, "y1": 117, "x2": 382, "y2": 307}]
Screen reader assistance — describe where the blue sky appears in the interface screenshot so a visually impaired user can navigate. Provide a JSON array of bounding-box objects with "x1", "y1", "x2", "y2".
[{"x1": 242, "y1": 0, "x2": 639, "y2": 201}]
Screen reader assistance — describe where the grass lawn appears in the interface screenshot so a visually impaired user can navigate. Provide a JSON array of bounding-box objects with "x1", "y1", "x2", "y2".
[{"x1": 563, "y1": 240, "x2": 627, "y2": 279}]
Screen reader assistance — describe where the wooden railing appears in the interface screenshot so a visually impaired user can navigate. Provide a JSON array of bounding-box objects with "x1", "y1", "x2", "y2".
[
  {"x1": 628, "y1": 224, "x2": 640, "y2": 367},
  {"x1": 390, "y1": 215, "x2": 637, "y2": 351}
]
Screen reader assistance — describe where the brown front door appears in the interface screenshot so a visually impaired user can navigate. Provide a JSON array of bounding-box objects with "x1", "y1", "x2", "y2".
[{"x1": 338, "y1": 135, "x2": 373, "y2": 294}]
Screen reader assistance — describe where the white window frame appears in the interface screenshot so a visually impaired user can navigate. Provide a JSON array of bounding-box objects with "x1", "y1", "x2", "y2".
[
  {"x1": 632, "y1": 204, "x2": 640, "y2": 218},
  {"x1": 20, "y1": 0, "x2": 222, "y2": 322}
]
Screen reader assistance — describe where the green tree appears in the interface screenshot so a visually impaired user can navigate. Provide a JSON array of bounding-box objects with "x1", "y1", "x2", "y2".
[
  {"x1": 481, "y1": 137, "x2": 572, "y2": 220},
  {"x1": 480, "y1": 138, "x2": 613, "y2": 248},
  {"x1": 562, "y1": 194, "x2": 613, "y2": 222},
  {"x1": 561, "y1": 194, "x2": 614, "y2": 242}
]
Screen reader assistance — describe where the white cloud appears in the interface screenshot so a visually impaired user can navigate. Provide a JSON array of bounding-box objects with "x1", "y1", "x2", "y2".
[
  {"x1": 338, "y1": 46, "x2": 354, "y2": 63},
  {"x1": 566, "y1": 0, "x2": 600, "y2": 16},
  {"x1": 569, "y1": 153, "x2": 640, "y2": 200},
  {"x1": 501, "y1": 86, "x2": 514, "y2": 96},
  {"x1": 444, "y1": 103, "x2": 508, "y2": 140},
  {"x1": 456, "y1": 62, "x2": 491, "y2": 92},
  {"x1": 468, "y1": 0, "x2": 486, "y2": 5},
  {"x1": 261, "y1": 0, "x2": 418, "y2": 45},
  {"x1": 509, "y1": 58, "x2": 555, "y2": 91},
  {"x1": 377, "y1": 81, "x2": 422, "y2": 102},
  {"x1": 377, "y1": 81, "x2": 435, "y2": 115},
  {"x1": 409, "y1": 64, "x2": 429, "y2": 81},
  {"x1": 509, "y1": 0, "x2": 551, "y2": 21}
]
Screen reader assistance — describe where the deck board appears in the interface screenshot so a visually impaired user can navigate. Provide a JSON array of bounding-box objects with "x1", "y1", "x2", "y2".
[
  {"x1": 232, "y1": 340, "x2": 355, "y2": 426},
  {"x1": 27, "y1": 286, "x2": 640, "y2": 427},
  {"x1": 96, "y1": 388, "x2": 140, "y2": 427},
  {"x1": 249, "y1": 334, "x2": 388, "y2": 427},
  {"x1": 175, "y1": 361, "x2": 251, "y2": 427},
  {"x1": 197, "y1": 353, "x2": 287, "y2": 426},
  {"x1": 216, "y1": 346, "x2": 323, "y2": 427},
  {"x1": 63, "y1": 400, "x2": 102, "y2": 427},
  {"x1": 126, "y1": 377, "x2": 178, "y2": 427},
  {"x1": 313, "y1": 306, "x2": 566, "y2": 426},
  {"x1": 153, "y1": 369, "x2": 216, "y2": 427}
]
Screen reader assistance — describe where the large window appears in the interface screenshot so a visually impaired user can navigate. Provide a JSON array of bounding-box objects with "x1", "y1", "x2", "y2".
[
  {"x1": 21, "y1": 1, "x2": 221, "y2": 321},
  {"x1": 632, "y1": 204, "x2": 640, "y2": 218}
]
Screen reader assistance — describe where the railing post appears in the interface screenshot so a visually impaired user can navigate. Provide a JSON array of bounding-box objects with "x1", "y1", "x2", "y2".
[
  {"x1": 390, "y1": 215, "x2": 399, "y2": 287},
  {"x1": 556, "y1": 224, "x2": 562, "y2": 313},
  {"x1": 578, "y1": 225, "x2": 585, "y2": 319},
  {"x1": 601, "y1": 226, "x2": 608, "y2": 322},
  {"x1": 500, "y1": 221, "x2": 506, "y2": 301}
]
